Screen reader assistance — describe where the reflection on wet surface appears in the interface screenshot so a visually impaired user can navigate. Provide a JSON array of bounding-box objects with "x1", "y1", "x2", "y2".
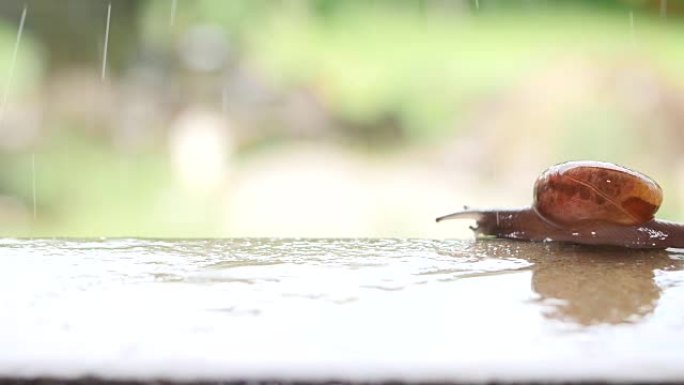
[
  {"x1": 461, "y1": 241, "x2": 684, "y2": 326},
  {"x1": 532, "y1": 247, "x2": 680, "y2": 325},
  {"x1": 2, "y1": 238, "x2": 684, "y2": 382}
]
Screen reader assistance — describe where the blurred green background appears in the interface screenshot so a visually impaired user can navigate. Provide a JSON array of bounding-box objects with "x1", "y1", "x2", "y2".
[{"x1": 0, "y1": 0, "x2": 682, "y2": 238}]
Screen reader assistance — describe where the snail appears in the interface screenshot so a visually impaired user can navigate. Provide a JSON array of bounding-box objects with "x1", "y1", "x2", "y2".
[{"x1": 436, "y1": 160, "x2": 684, "y2": 249}]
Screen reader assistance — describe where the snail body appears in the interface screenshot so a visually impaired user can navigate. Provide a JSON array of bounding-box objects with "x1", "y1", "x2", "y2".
[{"x1": 437, "y1": 161, "x2": 684, "y2": 249}]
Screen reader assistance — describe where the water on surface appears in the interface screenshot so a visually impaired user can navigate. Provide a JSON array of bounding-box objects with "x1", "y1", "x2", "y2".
[{"x1": 1, "y1": 238, "x2": 684, "y2": 382}]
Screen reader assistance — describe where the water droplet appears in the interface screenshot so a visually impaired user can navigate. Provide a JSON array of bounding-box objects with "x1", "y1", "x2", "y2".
[{"x1": 101, "y1": 2, "x2": 112, "y2": 81}]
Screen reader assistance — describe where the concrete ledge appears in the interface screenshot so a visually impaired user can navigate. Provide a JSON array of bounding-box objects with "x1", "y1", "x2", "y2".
[{"x1": 2, "y1": 238, "x2": 684, "y2": 384}]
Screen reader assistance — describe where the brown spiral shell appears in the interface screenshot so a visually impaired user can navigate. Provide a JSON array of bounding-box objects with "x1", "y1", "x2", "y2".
[{"x1": 533, "y1": 161, "x2": 662, "y2": 226}]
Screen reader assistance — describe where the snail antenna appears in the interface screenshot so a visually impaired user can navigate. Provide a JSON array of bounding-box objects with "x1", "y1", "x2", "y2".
[{"x1": 436, "y1": 209, "x2": 483, "y2": 223}]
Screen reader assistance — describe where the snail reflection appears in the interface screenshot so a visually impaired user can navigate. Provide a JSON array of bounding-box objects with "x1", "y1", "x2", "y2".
[
  {"x1": 438, "y1": 161, "x2": 684, "y2": 249},
  {"x1": 529, "y1": 247, "x2": 683, "y2": 326},
  {"x1": 459, "y1": 240, "x2": 684, "y2": 326}
]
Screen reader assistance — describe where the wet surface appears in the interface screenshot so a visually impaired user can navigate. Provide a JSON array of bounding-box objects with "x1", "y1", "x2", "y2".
[{"x1": 2, "y1": 238, "x2": 684, "y2": 383}]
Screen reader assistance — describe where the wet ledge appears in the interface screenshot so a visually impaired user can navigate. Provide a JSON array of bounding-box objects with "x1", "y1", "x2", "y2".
[{"x1": 1, "y1": 238, "x2": 684, "y2": 384}]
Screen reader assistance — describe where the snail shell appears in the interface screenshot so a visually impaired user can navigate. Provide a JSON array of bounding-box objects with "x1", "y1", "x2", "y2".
[{"x1": 533, "y1": 161, "x2": 662, "y2": 226}]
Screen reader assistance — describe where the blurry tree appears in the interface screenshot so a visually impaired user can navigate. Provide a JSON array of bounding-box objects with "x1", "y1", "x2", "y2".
[{"x1": 0, "y1": 0, "x2": 142, "y2": 74}]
